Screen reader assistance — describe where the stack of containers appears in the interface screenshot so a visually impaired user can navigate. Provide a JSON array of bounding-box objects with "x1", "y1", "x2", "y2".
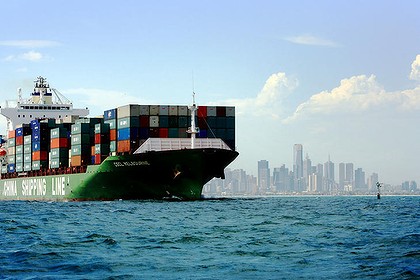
[
  {"x1": 50, "y1": 126, "x2": 70, "y2": 168},
  {"x1": 6, "y1": 130, "x2": 16, "y2": 173},
  {"x1": 139, "y1": 105, "x2": 150, "y2": 140},
  {"x1": 70, "y1": 122, "x2": 91, "y2": 166},
  {"x1": 117, "y1": 104, "x2": 140, "y2": 153},
  {"x1": 104, "y1": 108, "x2": 117, "y2": 153},
  {"x1": 31, "y1": 120, "x2": 52, "y2": 171},
  {"x1": 15, "y1": 125, "x2": 31, "y2": 172},
  {"x1": 23, "y1": 134, "x2": 32, "y2": 171},
  {"x1": 94, "y1": 122, "x2": 110, "y2": 164},
  {"x1": 148, "y1": 105, "x2": 159, "y2": 138}
]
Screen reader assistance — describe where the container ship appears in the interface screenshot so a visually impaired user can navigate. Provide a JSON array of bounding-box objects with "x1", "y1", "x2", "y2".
[{"x1": 0, "y1": 77, "x2": 238, "y2": 200}]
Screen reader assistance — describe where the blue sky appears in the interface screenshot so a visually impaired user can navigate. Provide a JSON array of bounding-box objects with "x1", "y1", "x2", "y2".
[{"x1": 1, "y1": 0, "x2": 419, "y2": 185}]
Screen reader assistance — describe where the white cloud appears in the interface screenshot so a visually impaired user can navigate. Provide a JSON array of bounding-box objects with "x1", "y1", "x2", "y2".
[
  {"x1": 0, "y1": 40, "x2": 61, "y2": 48},
  {"x1": 283, "y1": 74, "x2": 420, "y2": 123},
  {"x1": 20, "y1": 51, "x2": 43, "y2": 61},
  {"x1": 285, "y1": 35, "x2": 339, "y2": 47},
  {"x1": 409, "y1": 54, "x2": 420, "y2": 81},
  {"x1": 222, "y1": 72, "x2": 298, "y2": 118}
]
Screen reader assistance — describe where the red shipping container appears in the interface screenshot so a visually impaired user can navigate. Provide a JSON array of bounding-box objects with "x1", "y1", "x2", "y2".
[
  {"x1": 110, "y1": 129, "x2": 117, "y2": 141},
  {"x1": 94, "y1": 134, "x2": 110, "y2": 144},
  {"x1": 197, "y1": 106, "x2": 207, "y2": 118},
  {"x1": 15, "y1": 136, "x2": 23, "y2": 145},
  {"x1": 159, "y1": 128, "x2": 168, "y2": 138},
  {"x1": 117, "y1": 140, "x2": 130, "y2": 153},
  {"x1": 71, "y1": 155, "x2": 90, "y2": 166},
  {"x1": 149, "y1": 128, "x2": 159, "y2": 137},
  {"x1": 140, "y1": 116, "x2": 149, "y2": 127},
  {"x1": 32, "y1": 151, "x2": 48, "y2": 161},
  {"x1": 51, "y1": 138, "x2": 68, "y2": 149},
  {"x1": 94, "y1": 154, "x2": 107, "y2": 165}
]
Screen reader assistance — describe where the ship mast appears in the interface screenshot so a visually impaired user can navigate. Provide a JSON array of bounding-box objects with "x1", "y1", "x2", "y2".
[{"x1": 187, "y1": 92, "x2": 199, "y2": 149}]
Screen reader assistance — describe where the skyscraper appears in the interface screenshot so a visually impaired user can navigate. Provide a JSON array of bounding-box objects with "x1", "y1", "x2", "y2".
[
  {"x1": 258, "y1": 160, "x2": 270, "y2": 193},
  {"x1": 293, "y1": 144, "x2": 303, "y2": 179}
]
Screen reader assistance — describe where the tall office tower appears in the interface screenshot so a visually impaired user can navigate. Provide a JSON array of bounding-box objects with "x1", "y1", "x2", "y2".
[
  {"x1": 367, "y1": 172, "x2": 379, "y2": 191},
  {"x1": 293, "y1": 144, "x2": 303, "y2": 179},
  {"x1": 316, "y1": 163, "x2": 324, "y2": 192},
  {"x1": 354, "y1": 168, "x2": 366, "y2": 191},
  {"x1": 339, "y1": 163, "x2": 345, "y2": 190},
  {"x1": 303, "y1": 154, "x2": 312, "y2": 190},
  {"x1": 345, "y1": 163, "x2": 354, "y2": 189},
  {"x1": 324, "y1": 156, "x2": 335, "y2": 193},
  {"x1": 273, "y1": 165, "x2": 291, "y2": 193},
  {"x1": 258, "y1": 160, "x2": 270, "y2": 194}
]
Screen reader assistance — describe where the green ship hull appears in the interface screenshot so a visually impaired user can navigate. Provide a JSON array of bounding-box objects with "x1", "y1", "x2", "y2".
[{"x1": 0, "y1": 148, "x2": 239, "y2": 201}]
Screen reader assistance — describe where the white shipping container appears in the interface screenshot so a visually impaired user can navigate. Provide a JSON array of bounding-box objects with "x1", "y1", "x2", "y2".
[
  {"x1": 169, "y1": 106, "x2": 178, "y2": 116},
  {"x1": 207, "y1": 106, "x2": 217, "y2": 116},
  {"x1": 149, "y1": 105, "x2": 159, "y2": 115},
  {"x1": 226, "y1": 106, "x2": 235, "y2": 117},
  {"x1": 117, "y1": 104, "x2": 141, "y2": 118},
  {"x1": 178, "y1": 106, "x2": 188, "y2": 116}
]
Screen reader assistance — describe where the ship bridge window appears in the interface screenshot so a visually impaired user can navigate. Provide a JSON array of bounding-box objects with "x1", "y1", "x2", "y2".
[{"x1": 30, "y1": 106, "x2": 34, "y2": 109}]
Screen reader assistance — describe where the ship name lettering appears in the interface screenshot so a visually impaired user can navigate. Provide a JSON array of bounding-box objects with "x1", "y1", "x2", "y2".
[
  {"x1": 52, "y1": 177, "x2": 66, "y2": 196},
  {"x1": 21, "y1": 178, "x2": 46, "y2": 196},
  {"x1": 113, "y1": 161, "x2": 150, "y2": 167},
  {"x1": 3, "y1": 181, "x2": 17, "y2": 196}
]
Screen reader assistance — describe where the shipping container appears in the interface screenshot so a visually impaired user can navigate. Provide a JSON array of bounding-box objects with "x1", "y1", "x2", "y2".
[
  {"x1": 7, "y1": 130, "x2": 15, "y2": 139},
  {"x1": 139, "y1": 128, "x2": 149, "y2": 139},
  {"x1": 71, "y1": 123, "x2": 90, "y2": 134},
  {"x1": 216, "y1": 117, "x2": 226, "y2": 128},
  {"x1": 40, "y1": 118, "x2": 56, "y2": 128},
  {"x1": 71, "y1": 145, "x2": 91, "y2": 156},
  {"x1": 159, "y1": 128, "x2": 168, "y2": 138},
  {"x1": 226, "y1": 117, "x2": 235, "y2": 129},
  {"x1": 15, "y1": 136, "x2": 23, "y2": 146},
  {"x1": 94, "y1": 154, "x2": 107, "y2": 165},
  {"x1": 15, "y1": 126, "x2": 31, "y2": 137},
  {"x1": 118, "y1": 116, "x2": 140, "y2": 129},
  {"x1": 207, "y1": 106, "x2": 217, "y2": 117},
  {"x1": 50, "y1": 148, "x2": 69, "y2": 159},
  {"x1": 16, "y1": 154, "x2": 23, "y2": 163},
  {"x1": 149, "y1": 105, "x2": 159, "y2": 115},
  {"x1": 51, "y1": 127, "x2": 68, "y2": 138},
  {"x1": 197, "y1": 106, "x2": 207, "y2": 117},
  {"x1": 95, "y1": 144, "x2": 110, "y2": 155},
  {"x1": 71, "y1": 134, "x2": 91, "y2": 145},
  {"x1": 32, "y1": 151, "x2": 48, "y2": 161},
  {"x1": 24, "y1": 162, "x2": 32, "y2": 172},
  {"x1": 226, "y1": 106, "x2": 235, "y2": 117},
  {"x1": 75, "y1": 117, "x2": 102, "y2": 126},
  {"x1": 149, "y1": 116, "x2": 159, "y2": 127},
  {"x1": 169, "y1": 106, "x2": 178, "y2": 116},
  {"x1": 7, "y1": 138, "x2": 15, "y2": 147},
  {"x1": 51, "y1": 138, "x2": 69, "y2": 149},
  {"x1": 24, "y1": 145, "x2": 31, "y2": 154},
  {"x1": 7, "y1": 155, "x2": 15, "y2": 164},
  {"x1": 206, "y1": 117, "x2": 217, "y2": 129},
  {"x1": 216, "y1": 106, "x2": 226, "y2": 117},
  {"x1": 71, "y1": 155, "x2": 91, "y2": 166},
  {"x1": 16, "y1": 163, "x2": 23, "y2": 173},
  {"x1": 104, "y1": 108, "x2": 117, "y2": 120},
  {"x1": 117, "y1": 139, "x2": 139, "y2": 153},
  {"x1": 104, "y1": 119, "x2": 117, "y2": 130},
  {"x1": 168, "y1": 116, "x2": 178, "y2": 128},
  {"x1": 226, "y1": 129, "x2": 235, "y2": 140},
  {"x1": 24, "y1": 154, "x2": 31, "y2": 162},
  {"x1": 7, "y1": 163, "x2": 15, "y2": 173},
  {"x1": 16, "y1": 145, "x2": 23, "y2": 154},
  {"x1": 159, "y1": 116, "x2": 169, "y2": 128},
  {"x1": 139, "y1": 116, "x2": 149, "y2": 127},
  {"x1": 30, "y1": 120, "x2": 39, "y2": 130},
  {"x1": 198, "y1": 129, "x2": 207, "y2": 138},
  {"x1": 139, "y1": 105, "x2": 150, "y2": 116},
  {"x1": 178, "y1": 128, "x2": 188, "y2": 138},
  {"x1": 159, "y1": 105, "x2": 169, "y2": 115},
  {"x1": 1, "y1": 165, "x2": 7, "y2": 174},
  {"x1": 117, "y1": 104, "x2": 141, "y2": 118},
  {"x1": 168, "y1": 128, "x2": 178, "y2": 138},
  {"x1": 50, "y1": 158, "x2": 69, "y2": 169},
  {"x1": 178, "y1": 116, "x2": 188, "y2": 128},
  {"x1": 178, "y1": 106, "x2": 188, "y2": 116},
  {"x1": 7, "y1": 147, "x2": 15, "y2": 155},
  {"x1": 24, "y1": 135, "x2": 32, "y2": 145},
  {"x1": 94, "y1": 123, "x2": 110, "y2": 134},
  {"x1": 110, "y1": 141, "x2": 117, "y2": 152},
  {"x1": 117, "y1": 127, "x2": 139, "y2": 141},
  {"x1": 32, "y1": 141, "x2": 48, "y2": 152},
  {"x1": 32, "y1": 160, "x2": 48, "y2": 170},
  {"x1": 215, "y1": 129, "x2": 226, "y2": 139},
  {"x1": 149, "y1": 128, "x2": 159, "y2": 137},
  {"x1": 110, "y1": 129, "x2": 117, "y2": 141},
  {"x1": 94, "y1": 134, "x2": 110, "y2": 144}
]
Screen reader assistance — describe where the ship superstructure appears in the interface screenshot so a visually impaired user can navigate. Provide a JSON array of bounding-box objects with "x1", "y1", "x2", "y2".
[{"x1": 0, "y1": 76, "x2": 89, "y2": 131}]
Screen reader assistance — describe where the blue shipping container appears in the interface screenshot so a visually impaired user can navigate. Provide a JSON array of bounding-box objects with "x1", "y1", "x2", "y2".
[
  {"x1": 8, "y1": 164, "x2": 15, "y2": 173},
  {"x1": 117, "y1": 127, "x2": 139, "y2": 141},
  {"x1": 104, "y1": 108, "x2": 117, "y2": 120}
]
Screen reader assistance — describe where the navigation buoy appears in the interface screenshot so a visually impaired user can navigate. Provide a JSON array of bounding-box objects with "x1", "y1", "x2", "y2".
[{"x1": 376, "y1": 182, "x2": 382, "y2": 199}]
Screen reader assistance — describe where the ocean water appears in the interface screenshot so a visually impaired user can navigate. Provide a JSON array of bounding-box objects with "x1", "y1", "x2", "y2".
[{"x1": 0, "y1": 196, "x2": 419, "y2": 279}]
